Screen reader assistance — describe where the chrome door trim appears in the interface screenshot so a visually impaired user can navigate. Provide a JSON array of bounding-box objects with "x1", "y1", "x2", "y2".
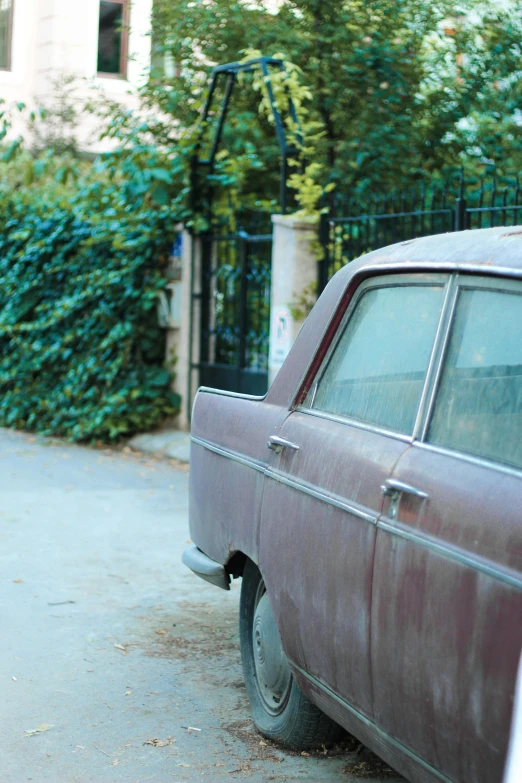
[
  {"x1": 191, "y1": 434, "x2": 377, "y2": 523},
  {"x1": 290, "y1": 661, "x2": 454, "y2": 783},
  {"x1": 377, "y1": 518, "x2": 522, "y2": 591},
  {"x1": 265, "y1": 468, "x2": 377, "y2": 524},
  {"x1": 295, "y1": 406, "x2": 413, "y2": 444},
  {"x1": 190, "y1": 435, "x2": 267, "y2": 474}
]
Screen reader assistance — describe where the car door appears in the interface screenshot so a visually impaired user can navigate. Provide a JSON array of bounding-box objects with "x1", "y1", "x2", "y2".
[
  {"x1": 372, "y1": 274, "x2": 522, "y2": 783},
  {"x1": 259, "y1": 273, "x2": 450, "y2": 720}
]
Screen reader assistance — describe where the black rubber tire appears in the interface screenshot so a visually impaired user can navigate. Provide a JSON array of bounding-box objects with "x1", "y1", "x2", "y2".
[{"x1": 239, "y1": 559, "x2": 344, "y2": 750}]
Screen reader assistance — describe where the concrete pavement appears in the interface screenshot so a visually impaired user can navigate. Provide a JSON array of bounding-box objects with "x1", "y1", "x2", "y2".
[{"x1": 0, "y1": 428, "x2": 402, "y2": 783}]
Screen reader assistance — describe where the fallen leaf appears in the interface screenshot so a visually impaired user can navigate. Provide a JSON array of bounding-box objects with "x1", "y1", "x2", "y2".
[
  {"x1": 87, "y1": 669, "x2": 94, "y2": 673},
  {"x1": 259, "y1": 740, "x2": 267, "y2": 746},
  {"x1": 76, "y1": 745, "x2": 85, "y2": 750},
  {"x1": 177, "y1": 764, "x2": 191, "y2": 768},
  {"x1": 13, "y1": 579, "x2": 23, "y2": 583},
  {"x1": 110, "y1": 759, "x2": 120, "y2": 766},
  {"x1": 12, "y1": 676, "x2": 17, "y2": 682},
  {"x1": 143, "y1": 737, "x2": 175, "y2": 747},
  {"x1": 301, "y1": 751, "x2": 310, "y2": 757},
  {"x1": 125, "y1": 690, "x2": 132, "y2": 696},
  {"x1": 114, "y1": 643, "x2": 126, "y2": 651},
  {"x1": 155, "y1": 629, "x2": 166, "y2": 635},
  {"x1": 25, "y1": 724, "x2": 54, "y2": 737}
]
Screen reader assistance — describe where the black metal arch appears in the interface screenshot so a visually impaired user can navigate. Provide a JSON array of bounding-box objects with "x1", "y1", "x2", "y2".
[{"x1": 192, "y1": 56, "x2": 302, "y2": 215}]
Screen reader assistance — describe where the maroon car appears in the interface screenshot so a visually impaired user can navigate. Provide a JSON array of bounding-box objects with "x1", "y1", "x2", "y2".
[{"x1": 183, "y1": 226, "x2": 522, "y2": 783}]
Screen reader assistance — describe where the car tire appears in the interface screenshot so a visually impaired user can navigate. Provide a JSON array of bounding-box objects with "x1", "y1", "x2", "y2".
[{"x1": 239, "y1": 558, "x2": 344, "y2": 750}]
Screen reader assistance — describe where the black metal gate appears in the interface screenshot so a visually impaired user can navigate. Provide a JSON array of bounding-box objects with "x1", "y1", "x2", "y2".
[{"x1": 195, "y1": 228, "x2": 272, "y2": 396}]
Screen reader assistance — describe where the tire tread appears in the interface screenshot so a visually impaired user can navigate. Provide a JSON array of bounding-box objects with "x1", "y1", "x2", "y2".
[{"x1": 239, "y1": 559, "x2": 344, "y2": 751}]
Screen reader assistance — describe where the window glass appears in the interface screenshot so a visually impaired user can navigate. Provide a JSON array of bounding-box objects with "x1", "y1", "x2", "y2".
[
  {"x1": 0, "y1": 0, "x2": 13, "y2": 70},
  {"x1": 98, "y1": 1, "x2": 126, "y2": 75},
  {"x1": 428, "y1": 288, "x2": 522, "y2": 469},
  {"x1": 311, "y1": 284, "x2": 445, "y2": 434}
]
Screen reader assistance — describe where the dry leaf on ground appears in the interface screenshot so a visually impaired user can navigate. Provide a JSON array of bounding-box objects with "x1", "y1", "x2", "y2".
[
  {"x1": 143, "y1": 737, "x2": 175, "y2": 747},
  {"x1": 25, "y1": 724, "x2": 54, "y2": 737}
]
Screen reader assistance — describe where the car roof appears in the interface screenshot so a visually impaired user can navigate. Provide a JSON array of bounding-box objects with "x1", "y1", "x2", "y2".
[
  {"x1": 336, "y1": 225, "x2": 522, "y2": 282},
  {"x1": 267, "y1": 226, "x2": 522, "y2": 408}
]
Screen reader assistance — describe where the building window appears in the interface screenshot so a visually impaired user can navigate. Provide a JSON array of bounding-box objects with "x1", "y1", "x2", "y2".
[
  {"x1": 0, "y1": 0, "x2": 13, "y2": 71},
  {"x1": 97, "y1": 0, "x2": 129, "y2": 77}
]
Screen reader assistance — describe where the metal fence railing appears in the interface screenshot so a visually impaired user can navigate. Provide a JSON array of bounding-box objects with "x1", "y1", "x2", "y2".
[{"x1": 318, "y1": 175, "x2": 522, "y2": 293}]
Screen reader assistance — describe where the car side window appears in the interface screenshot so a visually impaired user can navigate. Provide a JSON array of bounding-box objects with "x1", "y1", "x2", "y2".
[
  {"x1": 309, "y1": 283, "x2": 445, "y2": 435},
  {"x1": 428, "y1": 287, "x2": 522, "y2": 470}
]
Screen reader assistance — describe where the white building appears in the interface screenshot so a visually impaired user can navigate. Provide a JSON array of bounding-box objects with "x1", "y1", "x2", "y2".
[{"x1": 0, "y1": 0, "x2": 154, "y2": 149}]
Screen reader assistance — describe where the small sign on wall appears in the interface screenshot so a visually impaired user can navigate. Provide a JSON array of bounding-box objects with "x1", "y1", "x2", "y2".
[{"x1": 269, "y1": 305, "x2": 293, "y2": 382}]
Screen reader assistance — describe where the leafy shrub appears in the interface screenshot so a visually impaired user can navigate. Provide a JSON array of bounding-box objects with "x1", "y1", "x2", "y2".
[{"x1": 0, "y1": 188, "x2": 180, "y2": 441}]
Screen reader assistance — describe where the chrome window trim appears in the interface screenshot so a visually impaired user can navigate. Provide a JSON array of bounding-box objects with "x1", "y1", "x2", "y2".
[
  {"x1": 295, "y1": 406, "x2": 413, "y2": 445},
  {"x1": 265, "y1": 468, "x2": 377, "y2": 524},
  {"x1": 378, "y1": 517, "x2": 522, "y2": 591},
  {"x1": 415, "y1": 440, "x2": 522, "y2": 481},
  {"x1": 190, "y1": 435, "x2": 267, "y2": 474},
  {"x1": 292, "y1": 264, "x2": 522, "y2": 422},
  {"x1": 412, "y1": 276, "x2": 458, "y2": 441},
  {"x1": 416, "y1": 276, "x2": 459, "y2": 442},
  {"x1": 454, "y1": 274, "x2": 522, "y2": 294},
  {"x1": 419, "y1": 274, "x2": 522, "y2": 470},
  {"x1": 304, "y1": 272, "x2": 451, "y2": 440},
  {"x1": 197, "y1": 386, "x2": 266, "y2": 402}
]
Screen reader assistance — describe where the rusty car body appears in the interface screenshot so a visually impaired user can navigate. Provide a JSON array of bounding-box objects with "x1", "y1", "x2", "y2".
[{"x1": 183, "y1": 226, "x2": 522, "y2": 783}]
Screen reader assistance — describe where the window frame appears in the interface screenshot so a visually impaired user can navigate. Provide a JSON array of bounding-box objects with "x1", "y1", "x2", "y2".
[
  {"x1": 298, "y1": 270, "x2": 522, "y2": 475},
  {"x1": 419, "y1": 273, "x2": 522, "y2": 477},
  {"x1": 97, "y1": 0, "x2": 130, "y2": 80},
  {"x1": 0, "y1": 0, "x2": 14, "y2": 72},
  {"x1": 299, "y1": 272, "x2": 452, "y2": 443}
]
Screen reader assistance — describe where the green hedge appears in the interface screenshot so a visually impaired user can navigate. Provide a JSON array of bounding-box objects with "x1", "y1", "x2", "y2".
[{"x1": 0, "y1": 191, "x2": 180, "y2": 441}]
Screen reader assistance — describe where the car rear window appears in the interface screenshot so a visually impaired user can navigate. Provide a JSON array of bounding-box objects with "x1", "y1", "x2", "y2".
[
  {"x1": 310, "y1": 284, "x2": 445, "y2": 435},
  {"x1": 428, "y1": 287, "x2": 522, "y2": 470}
]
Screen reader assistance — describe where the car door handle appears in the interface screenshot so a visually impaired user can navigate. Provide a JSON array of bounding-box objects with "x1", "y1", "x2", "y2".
[
  {"x1": 380, "y1": 478, "x2": 428, "y2": 500},
  {"x1": 267, "y1": 435, "x2": 300, "y2": 454}
]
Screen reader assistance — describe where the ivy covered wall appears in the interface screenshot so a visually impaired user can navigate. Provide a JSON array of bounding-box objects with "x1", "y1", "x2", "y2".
[{"x1": 0, "y1": 185, "x2": 180, "y2": 442}]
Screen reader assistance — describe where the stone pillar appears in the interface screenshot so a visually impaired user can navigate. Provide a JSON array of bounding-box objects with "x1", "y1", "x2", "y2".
[
  {"x1": 268, "y1": 215, "x2": 318, "y2": 386},
  {"x1": 165, "y1": 228, "x2": 201, "y2": 431}
]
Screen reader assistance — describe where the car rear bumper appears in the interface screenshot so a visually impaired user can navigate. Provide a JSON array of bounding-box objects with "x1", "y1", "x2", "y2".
[{"x1": 181, "y1": 544, "x2": 230, "y2": 591}]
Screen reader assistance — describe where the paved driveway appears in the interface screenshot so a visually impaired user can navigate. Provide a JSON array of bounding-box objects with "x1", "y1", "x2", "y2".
[{"x1": 0, "y1": 429, "x2": 402, "y2": 782}]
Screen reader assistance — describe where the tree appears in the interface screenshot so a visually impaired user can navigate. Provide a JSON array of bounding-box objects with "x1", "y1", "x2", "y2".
[{"x1": 146, "y1": 0, "x2": 521, "y2": 204}]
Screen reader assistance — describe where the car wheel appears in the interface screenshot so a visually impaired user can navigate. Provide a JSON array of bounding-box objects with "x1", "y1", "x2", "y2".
[{"x1": 239, "y1": 559, "x2": 344, "y2": 750}]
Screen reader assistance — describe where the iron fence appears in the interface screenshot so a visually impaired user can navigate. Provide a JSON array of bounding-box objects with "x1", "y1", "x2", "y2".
[
  {"x1": 197, "y1": 226, "x2": 272, "y2": 395},
  {"x1": 318, "y1": 176, "x2": 522, "y2": 293}
]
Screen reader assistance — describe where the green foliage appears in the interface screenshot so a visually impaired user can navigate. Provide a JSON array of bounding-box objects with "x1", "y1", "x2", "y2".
[
  {"x1": 148, "y1": 0, "x2": 522, "y2": 208},
  {"x1": 0, "y1": 178, "x2": 180, "y2": 443}
]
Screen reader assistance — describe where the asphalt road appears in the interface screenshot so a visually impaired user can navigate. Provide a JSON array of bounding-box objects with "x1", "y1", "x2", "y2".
[{"x1": 1, "y1": 428, "x2": 403, "y2": 783}]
